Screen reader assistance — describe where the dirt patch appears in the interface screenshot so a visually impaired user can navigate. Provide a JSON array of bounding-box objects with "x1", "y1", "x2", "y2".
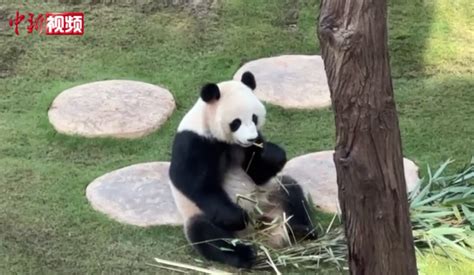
[
  {"x1": 57, "y1": 0, "x2": 83, "y2": 4},
  {"x1": 0, "y1": 6, "x2": 11, "y2": 34},
  {"x1": 86, "y1": 0, "x2": 219, "y2": 15},
  {"x1": 0, "y1": 46, "x2": 24, "y2": 79},
  {"x1": 283, "y1": 0, "x2": 299, "y2": 30},
  {"x1": 189, "y1": 0, "x2": 219, "y2": 18}
]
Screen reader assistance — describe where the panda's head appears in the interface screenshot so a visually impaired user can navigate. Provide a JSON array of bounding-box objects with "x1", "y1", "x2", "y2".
[{"x1": 198, "y1": 72, "x2": 266, "y2": 147}]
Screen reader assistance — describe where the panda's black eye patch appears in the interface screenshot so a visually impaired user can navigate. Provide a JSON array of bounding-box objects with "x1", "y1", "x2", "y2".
[
  {"x1": 229, "y1": 119, "x2": 241, "y2": 132},
  {"x1": 252, "y1": 114, "x2": 258, "y2": 125}
]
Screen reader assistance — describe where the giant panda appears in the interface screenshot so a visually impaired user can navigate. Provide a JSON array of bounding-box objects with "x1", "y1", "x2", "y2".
[{"x1": 169, "y1": 72, "x2": 316, "y2": 268}]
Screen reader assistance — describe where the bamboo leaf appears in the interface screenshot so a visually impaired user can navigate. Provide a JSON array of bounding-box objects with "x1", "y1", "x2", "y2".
[
  {"x1": 453, "y1": 171, "x2": 474, "y2": 184},
  {"x1": 427, "y1": 227, "x2": 466, "y2": 235},
  {"x1": 434, "y1": 235, "x2": 474, "y2": 260},
  {"x1": 412, "y1": 190, "x2": 450, "y2": 207},
  {"x1": 461, "y1": 205, "x2": 474, "y2": 225},
  {"x1": 452, "y1": 205, "x2": 463, "y2": 222},
  {"x1": 410, "y1": 181, "x2": 433, "y2": 208},
  {"x1": 442, "y1": 195, "x2": 474, "y2": 206},
  {"x1": 432, "y1": 159, "x2": 453, "y2": 180},
  {"x1": 427, "y1": 164, "x2": 433, "y2": 183},
  {"x1": 411, "y1": 211, "x2": 454, "y2": 219},
  {"x1": 462, "y1": 188, "x2": 474, "y2": 198}
]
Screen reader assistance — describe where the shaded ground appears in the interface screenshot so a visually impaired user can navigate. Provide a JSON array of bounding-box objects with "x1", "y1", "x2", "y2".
[{"x1": 0, "y1": 0, "x2": 472, "y2": 274}]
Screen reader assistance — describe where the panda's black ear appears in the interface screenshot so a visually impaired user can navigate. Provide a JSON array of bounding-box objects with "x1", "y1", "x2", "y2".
[
  {"x1": 201, "y1": 83, "x2": 220, "y2": 103},
  {"x1": 241, "y1": 71, "x2": 256, "y2": 90}
]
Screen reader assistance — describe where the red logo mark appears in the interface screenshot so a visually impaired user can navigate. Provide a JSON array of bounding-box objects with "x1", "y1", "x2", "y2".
[
  {"x1": 8, "y1": 10, "x2": 25, "y2": 35},
  {"x1": 27, "y1": 13, "x2": 45, "y2": 34},
  {"x1": 8, "y1": 11, "x2": 84, "y2": 35}
]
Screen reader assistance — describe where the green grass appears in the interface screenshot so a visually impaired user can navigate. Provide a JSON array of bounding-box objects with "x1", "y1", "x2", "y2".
[{"x1": 0, "y1": 0, "x2": 473, "y2": 273}]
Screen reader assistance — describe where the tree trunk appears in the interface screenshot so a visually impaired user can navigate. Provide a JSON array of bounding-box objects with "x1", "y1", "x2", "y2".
[{"x1": 317, "y1": 1, "x2": 417, "y2": 274}]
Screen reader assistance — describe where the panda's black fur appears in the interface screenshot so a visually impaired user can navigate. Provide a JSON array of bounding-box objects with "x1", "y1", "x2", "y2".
[{"x1": 169, "y1": 72, "x2": 316, "y2": 268}]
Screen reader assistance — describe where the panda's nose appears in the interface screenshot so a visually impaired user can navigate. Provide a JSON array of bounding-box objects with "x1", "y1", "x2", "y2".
[{"x1": 247, "y1": 138, "x2": 257, "y2": 143}]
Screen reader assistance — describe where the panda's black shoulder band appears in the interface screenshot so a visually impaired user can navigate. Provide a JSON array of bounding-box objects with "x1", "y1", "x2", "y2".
[
  {"x1": 241, "y1": 71, "x2": 256, "y2": 90},
  {"x1": 201, "y1": 83, "x2": 220, "y2": 102}
]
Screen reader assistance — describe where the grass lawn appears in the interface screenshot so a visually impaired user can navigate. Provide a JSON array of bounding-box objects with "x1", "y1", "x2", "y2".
[{"x1": 1, "y1": 0, "x2": 473, "y2": 273}]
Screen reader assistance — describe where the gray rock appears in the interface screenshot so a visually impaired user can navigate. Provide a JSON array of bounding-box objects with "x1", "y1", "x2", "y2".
[
  {"x1": 48, "y1": 80, "x2": 175, "y2": 139},
  {"x1": 282, "y1": 150, "x2": 420, "y2": 213},
  {"x1": 86, "y1": 162, "x2": 182, "y2": 226},
  {"x1": 234, "y1": 55, "x2": 331, "y2": 109}
]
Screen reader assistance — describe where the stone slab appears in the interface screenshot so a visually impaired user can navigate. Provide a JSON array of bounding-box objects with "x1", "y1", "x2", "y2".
[
  {"x1": 48, "y1": 80, "x2": 175, "y2": 139},
  {"x1": 234, "y1": 55, "x2": 331, "y2": 109},
  {"x1": 86, "y1": 162, "x2": 182, "y2": 226}
]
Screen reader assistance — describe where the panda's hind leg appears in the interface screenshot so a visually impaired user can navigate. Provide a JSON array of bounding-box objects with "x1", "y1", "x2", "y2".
[
  {"x1": 185, "y1": 214, "x2": 256, "y2": 269},
  {"x1": 279, "y1": 175, "x2": 318, "y2": 241}
]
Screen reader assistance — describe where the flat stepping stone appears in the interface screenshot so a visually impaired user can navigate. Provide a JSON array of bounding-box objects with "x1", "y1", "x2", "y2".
[
  {"x1": 48, "y1": 80, "x2": 175, "y2": 139},
  {"x1": 282, "y1": 151, "x2": 420, "y2": 213},
  {"x1": 86, "y1": 162, "x2": 182, "y2": 226},
  {"x1": 234, "y1": 55, "x2": 331, "y2": 109}
]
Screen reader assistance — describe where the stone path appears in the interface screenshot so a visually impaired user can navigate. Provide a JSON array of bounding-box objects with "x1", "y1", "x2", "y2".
[
  {"x1": 48, "y1": 80, "x2": 175, "y2": 139},
  {"x1": 234, "y1": 55, "x2": 331, "y2": 109},
  {"x1": 86, "y1": 162, "x2": 182, "y2": 227},
  {"x1": 282, "y1": 150, "x2": 420, "y2": 213}
]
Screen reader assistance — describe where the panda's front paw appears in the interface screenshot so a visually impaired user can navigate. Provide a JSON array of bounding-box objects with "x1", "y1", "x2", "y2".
[
  {"x1": 226, "y1": 242, "x2": 256, "y2": 269},
  {"x1": 261, "y1": 142, "x2": 287, "y2": 170},
  {"x1": 213, "y1": 205, "x2": 249, "y2": 231}
]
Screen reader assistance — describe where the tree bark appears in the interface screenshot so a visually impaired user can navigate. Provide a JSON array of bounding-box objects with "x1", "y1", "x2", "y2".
[{"x1": 317, "y1": 0, "x2": 417, "y2": 274}]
